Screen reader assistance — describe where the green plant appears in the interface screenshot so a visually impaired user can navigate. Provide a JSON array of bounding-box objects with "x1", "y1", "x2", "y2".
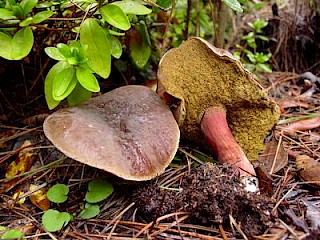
[
  {"x1": 42, "y1": 180, "x2": 113, "y2": 232},
  {"x1": 234, "y1": 18, "x2": 272, "y2": 76},
  {"x1": 0, "y1": 227, "x2": 25, "y2": 239}
]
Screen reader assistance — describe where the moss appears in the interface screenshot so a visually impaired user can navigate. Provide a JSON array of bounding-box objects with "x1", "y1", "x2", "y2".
[{"x1": 158, "y1": 38, "x2": 280, "y2": 161}]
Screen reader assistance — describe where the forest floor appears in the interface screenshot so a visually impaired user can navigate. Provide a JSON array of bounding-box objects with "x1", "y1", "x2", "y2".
[{"x1": 0, "y1": 70, "x2": 319, "y2": 239}]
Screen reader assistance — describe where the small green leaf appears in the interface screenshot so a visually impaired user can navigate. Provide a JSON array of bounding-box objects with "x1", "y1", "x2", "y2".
[
  {"x1": 57, "y1": 43, "x2": 72, "y2": 58},
  {"x1": 44, "y1": 62, "x2": 68, "y2": 109},
  {"x1": 42, "y1": 210, "x2": 71, "y2": 232},
  {"x1": 80, "y1": 18, "x2": 111, "y2": 78},
  {"x1": 32, "y1": 10, "x2": 53, "y2": 24},
  {"x1": 80, "y1": 203, "x2": 100, "y2": 219},
  {"x1": 130, "y1": 23, "x2": 151, "y2": 69},
  {"x1": 85, "y1": 180, "x2": 113, "y2": 203},
  {"x1": 0, "y1": 229, "x2": 24, "y2": 239},
  {"x1": 19, "y1": 17, "x2": 33, "y2": 27},
  {"x1": 67, "y1": 82, "x2": 92, "y2": 106},
  {"x1": 111, "y1": 0, "x2": 152, "y2": 15},
  {"x1": 45, "y1": 47, "x2": 66, "y2": 61},
  {"x1": 0, "y1": 9, "x2": 16, "y2": 20},
  {"x1": 107, "y1": 34, "x2": 122, "y2": 59},
  {"x1": 46, "y1": 183, "x2": 69, "y2": 203},
  {"x1": 76, "y1": 65, "x2": 100, "y2": 92},
  {"x1": 222, "y1": 0, "x2": 243, "y2": 13},
  {"x1": 108, "y1": 29, "x2": 125, "y2": 36},
  {"x1": 100, "y1": 4, "x2": 130, "y2": 31},
  {"x1": 257, "y1": 63, "x2": 272, "y2": 73},
  {"x1": 20, "y1": 0, "x2": 38, "y2": 16},
  {"x1": 52, "y1": 66, "x2": 76, "y2": 100}
]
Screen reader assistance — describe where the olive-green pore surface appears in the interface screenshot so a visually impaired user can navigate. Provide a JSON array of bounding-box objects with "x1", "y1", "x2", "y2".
[{"x1": 157, "y1": 38, "x2": 280, "y2": 161}]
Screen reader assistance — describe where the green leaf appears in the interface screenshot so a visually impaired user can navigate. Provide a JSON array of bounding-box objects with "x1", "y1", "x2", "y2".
[
  {"x1": 107, "y1": 34, "x2": 122, "y2": 59},
  {"x1": 155, "y1": 0, "x2": 172, "y2": 10},
  {"x1": 80, "y1": 18, "x2": 111, "y2": 78},
  {"x1": 0, "y1": 229, "x2": 24, "y2": 239},
  {"x1": 257, "y1": 35, "x2": 269, "y2": 41},
  {"x1": 67, "y1": 82, "x2": 92, "y2": 106},
  {"x1": 46, "y1": 183, "x2": 69, "y2": 203},
  {"x1": 100, "y1": 4, "x2": 130, "y2": 31},
  {"x1": 111, "y1": 0, "x2": 152, "y2": 15},
  {"x1": 52, "y1": 66, "x2": 76, "y2": 100},
  {"x1": 130, "y1": 23, "x2": 151, "y2": 69},
  {"x1": 44, "y1": 61, "x2": 68, "y2": 109},
  {"x1": 257, "y1": 63, "x2": 272, "y2": 73},
  {"x1": 0, "y1": 26, "x2": 34, "y2": 60},
  {"x1": 80, "y1": 203, "x2": 100, "y2": 219},
  {"x1": 45, "y1": 47, "x2": 66, "y2": 61},
  {"x1": 19, "y1": 17, "x2": 33, "y2": 27},
  {"x1": 32, "y1": 10, "x2": 53, "y2": 24},
  {"x1": 57, "y1": 43, "x2": 72, "y2": 58},
  {"x1": 76, "y1": 65, "x2": 100, "y2": 92},
  {"x1": 222, "y1": 0, "x2": 243, "y2": 13},
  {"x1": 20, "y1": 0, "x2": 38, "y2": 16},
  {"x1": 42, "y1": 210, "x2": 71, "y2": 232},
  {"x1": 0, "y1": 9, "x2": 16, "y2": 20},
  {"x1": 85, "y1": 180, "x2": 113, "y2": 203},
  {"x1": 108, "y1": 29, "x2": 125, "y2": 36}
]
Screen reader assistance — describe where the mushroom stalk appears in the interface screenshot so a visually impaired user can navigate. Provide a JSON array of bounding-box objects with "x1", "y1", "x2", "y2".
[{"x1": 201, "y1": 107, "x2": 257, "y2": 189}]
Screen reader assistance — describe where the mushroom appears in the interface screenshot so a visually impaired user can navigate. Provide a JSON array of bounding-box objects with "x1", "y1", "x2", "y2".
[
  {"x1": 43, "y1": 85, "x2": 180, "y2": 181},
  {"x1": 157, "y1": 38, "x2": 280, "y2": 191}
]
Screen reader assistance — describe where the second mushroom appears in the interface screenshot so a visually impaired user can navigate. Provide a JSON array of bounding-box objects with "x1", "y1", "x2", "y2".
[{"x1": 157, "y1": 37, "x2": 280, "y2": 191}]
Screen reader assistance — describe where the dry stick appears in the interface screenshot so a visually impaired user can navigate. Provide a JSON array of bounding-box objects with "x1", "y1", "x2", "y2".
[
  {"x1": 278, "y1": 219, "x2": 300, "y2": 240},
  {"x1": 149, "y1": 214, "x2": 189, "y2": 237},
  {"x1": 272, "y1": 183, "x2": 298, "y2": 216},
  {"x1": 269, "y1": 134, "x2": 283, "y2": 175},
  {"x1": 218, "y1": 224, "x2": 228, "y2": 240},
  {"x1": 229, "y1": 214, "x2": 248, "y2": 240}
]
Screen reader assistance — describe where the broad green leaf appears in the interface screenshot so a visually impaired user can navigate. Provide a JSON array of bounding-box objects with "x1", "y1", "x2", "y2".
[
  {"x1": 130, "y1": 23, "x2": 151, "y2": 69},
  {"x1": 155, "y1": 0, "x2": 172, "y2": 10},
  {"x1": 80, "y1": 203, "x2": 100, "y2": 219},
  {"x1": 32, "y1": 10, "x2": 53, "y2": 24},
  {"x1": 100, "y1": 4, "x2": 130, "y2": 31},
  {"x1": 45, "y1": 47, "x2": 66, "y2": 61},
  {"x1": 0, "y1": 26, "x2": 33, "y2": 60},
  {"x1": 80, "y1": 18, "x2": 111, "y2": 78},
  {"x1": 46, "y1": 183, "x2": 69, "y2": 203},
  {"x1": 0, "y1": 9, "x2": 16, "y2": 20},
  {"x1": 85, "y1": 180, "x2": 113, "y2": 203},
  {"x1": 11, "y1": 5, "x2": 25, "y2": 18},
  {"x1": 67, "y1": 82, "x2": 91, "y2": 106},
  {"x1": 222, "y1": 0, "x2": 243, "y2": 13},
  {"x1": 19, "y1": 17, "x2": 33, "y2": 26},
  {"x1": 20, "y1": 0, "x2": 38, "y2": 16},
  {"x1": 76, "y1": 65, "x2": 100, "y2": 92},
  {"x1": 52, "y1": 66, "x2": 76, "y2": 100},
  {"x1": 111, "y1": 0, "x2": 152, "y2": 15},
  {"x1": 42, "y1": 210, "x2": 71, "y2": 232},
  {"x1": 44, "y1": 61, "x2": 68, "y2": 109},
  {"x1": 107, "y1": 34, "x2": 122, "y2": 59},
  {"x1": 0, "y1": 229, "x2": 24, "y2": 239}
]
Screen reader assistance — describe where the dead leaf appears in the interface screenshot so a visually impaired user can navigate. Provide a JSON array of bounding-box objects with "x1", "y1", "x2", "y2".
[
  {"x1": 276, "y1": 98, "x2": 310, "y2": 112},
  {"x1": 258, "y1": 137, "x2": 288, "y2": 174},
  {"x1": 302, "y1": 199, "x2": 320, "y2": 229},
  {"x1": 296, "y1": 155, "x2": 320, "y2": 188},
  {"x1": 0, "y1": 140, "x2": 36, "y2": 194},
  {"x1": 29, "y1": 184, "x2": 50, "y2": 211},
  {"x1": 282, "y1": 116, "x2": 320, "y2": 135}
]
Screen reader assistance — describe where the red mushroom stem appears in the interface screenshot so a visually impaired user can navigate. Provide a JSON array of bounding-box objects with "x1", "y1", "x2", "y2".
[{"x1": 200, "y1": 106, "x2": 256, "y2": 177}]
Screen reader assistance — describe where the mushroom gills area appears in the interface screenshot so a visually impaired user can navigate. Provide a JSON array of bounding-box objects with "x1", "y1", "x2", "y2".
[
  {"x1": 43, "y1": 86, "x2": 180, "y2": 181},
  {"x1": 158, "y1": 38, "x2": 280, "y2": 161}
]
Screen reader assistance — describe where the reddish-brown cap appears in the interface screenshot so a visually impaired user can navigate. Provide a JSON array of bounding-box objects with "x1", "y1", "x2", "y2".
[{"x1": 43, "y1": 85, "x2": 180, "y2": 181}]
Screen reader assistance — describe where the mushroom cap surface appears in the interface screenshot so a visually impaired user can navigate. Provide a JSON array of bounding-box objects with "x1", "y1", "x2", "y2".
[
  {"x1": 43, "y1": 85, "x2": 180, "y2": 181},
  {"x1": 157, "y1": 37, "x2": 280, "y2": 161}
]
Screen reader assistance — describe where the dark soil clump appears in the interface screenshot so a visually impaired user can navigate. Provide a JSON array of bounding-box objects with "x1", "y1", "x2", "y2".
[{"x1": 133, "y1": 163, "x2": 274, "y2": 237}]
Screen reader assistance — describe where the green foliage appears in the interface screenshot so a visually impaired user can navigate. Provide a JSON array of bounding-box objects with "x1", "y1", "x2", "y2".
[
  {"x1": 42, "y1": 209, "x2": 72, "y2": 232},
  {"x1": 222, "y1": 0, "x2": 243, "y2": 13},
  {"x1": 41, "y1": 180, "x2": 113, "y2": 232},
  {"x1": 234, "y1": 18, "x2": 272, "y2": 77},
  {"x1": 46, "y1": 183, "x2": 69, "y2": 203},
  {"x1": 85, "y1": 179, "x2": 114, "y2": 203},
  {"x1": 0, "y1": 0, "x2": 53, "y2": 60},
  {"x1": 79, "y1": 203, "x2": 100, "y2": 219},
  {"x1": 0, "y1": 228, "x2": 25, "y2": 239}
]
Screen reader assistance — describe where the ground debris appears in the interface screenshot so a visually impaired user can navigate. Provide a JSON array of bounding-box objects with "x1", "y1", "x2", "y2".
[{"x1": 133, "y1": 163, "x2": 274, "y2": 237}]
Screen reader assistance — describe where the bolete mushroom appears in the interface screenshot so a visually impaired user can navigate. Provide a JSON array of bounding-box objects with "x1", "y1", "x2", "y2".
[
  {"x1": 157, "y1": 38, "x2": 280, "y2": 191},
  {"x1": 43, "y1": 85, "x2": 180, "y2": 181}
]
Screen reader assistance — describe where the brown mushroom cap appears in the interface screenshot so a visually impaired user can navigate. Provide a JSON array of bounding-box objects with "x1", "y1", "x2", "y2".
[
  {"x1": 43, "y1": 85, "x2": 180, "y2": 181},
  {"x1": 157, "y1": 37, "x2": 280, "y2": 161}
]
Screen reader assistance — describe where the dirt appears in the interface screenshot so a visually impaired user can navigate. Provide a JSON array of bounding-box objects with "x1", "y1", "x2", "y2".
[{"x1": 133, "y1": 163, "x2": 273, "y2": 238}]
